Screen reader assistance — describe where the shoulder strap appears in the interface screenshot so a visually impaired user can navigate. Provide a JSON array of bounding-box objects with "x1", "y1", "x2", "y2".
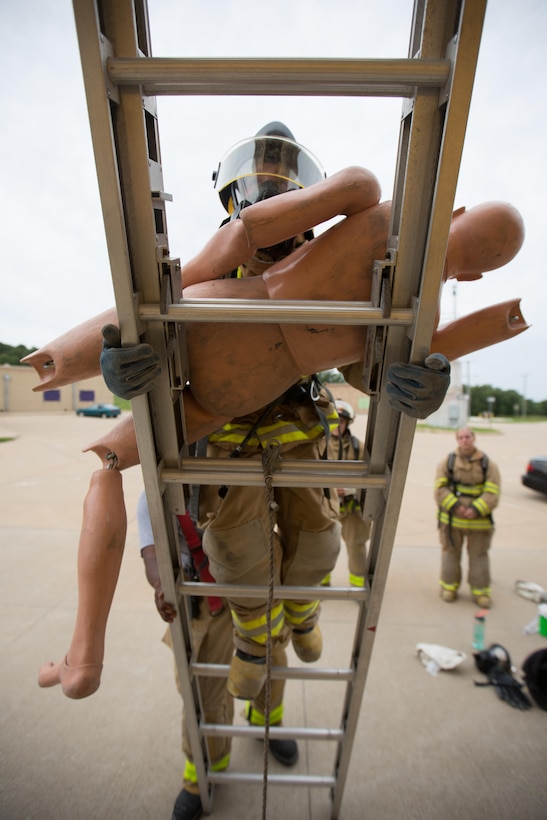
[{"x1": 447, "y1": 452, "x2": 456, "y2": 490}]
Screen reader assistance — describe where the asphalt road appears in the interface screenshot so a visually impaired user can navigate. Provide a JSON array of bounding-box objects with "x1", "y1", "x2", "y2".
[{"x1": 0, "y1": 413, "x2": 546, "y2": 820}]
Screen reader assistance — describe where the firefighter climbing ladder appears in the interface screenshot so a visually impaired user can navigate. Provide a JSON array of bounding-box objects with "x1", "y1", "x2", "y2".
[{"x1": 71, "y1": 1, "x2": 487, "y2": 816}]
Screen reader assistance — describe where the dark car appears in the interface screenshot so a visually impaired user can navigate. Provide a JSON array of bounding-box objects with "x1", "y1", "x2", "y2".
[
  {"x1": 76, "y1": 403, "x2": 121, "y2": 419},
  {"x1": 522, "y1": 457, "x2": 547, "y2": 496}
]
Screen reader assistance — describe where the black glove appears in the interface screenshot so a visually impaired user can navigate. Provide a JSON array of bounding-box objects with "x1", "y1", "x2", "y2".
[
  {"x1": 475, "y1": 663, "x2": 533, "y2": 710},
  {"x1": 385, "y1": 353, "x2": 450, "y2": 419},
  {"x1": 100, "y1": 324, "x2": 162, "y2": 400},
  {"x1": 474, "y1": 646, "x2": 533, "y2": 710}
]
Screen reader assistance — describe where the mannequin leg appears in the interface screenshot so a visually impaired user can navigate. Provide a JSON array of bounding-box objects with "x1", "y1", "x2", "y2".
[{"x1": 38, "y1": 467, "x2": 126, "y2": 699}]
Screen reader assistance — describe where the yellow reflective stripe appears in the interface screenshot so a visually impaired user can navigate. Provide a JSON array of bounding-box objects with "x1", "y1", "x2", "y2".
[
  {"x1": 283, "y1": 599, "x2": 319, "y2": 626},
  {"x1": 439, "y1": 580, "x2": 459, "y2": 591},
  {"x1": 231, "y1": 603, "x2": 285, "y2": 643},
  {"x1": 210, "y1": 423, "x2": 326, "y2": 447},
  {"x1": 483, "y1": 481, "x2": 500, "y2": 495},
  {"x1": 454, "y1": 482, "x2": 483, "y2": 496},
  {"x1": 437, "y1": 512, "x2": 493, "y2": 529},
  {"x1": 184, "y1": 753, "x2": 230, "y2": 784},
  {"x1": 440, "y1": 494, "x2": 458, "y2": 512},
  {"x1": 245, "y1": 702, "x2": 284, "y2": 726},
  {"x1": 184, "y1": 760, "x2": 198, "y2": 784},
  {"x1": 211, "y1": 753, "x2": 231, "y2": 773},
  {"x1": 435, "y1": 477, "x2": 449, "y2": 489},
  {"x1": 209, "y1": 408, "x2": 339, "y2": 448},
  {"x1": 473, "y1": 497, "x2": 490, "y2": 517},
  {"x1": 349, "y1": 572, "x2": 365, "y2": 587},
  {"x1": 471, "y1": 586, "x2": 491, "y2": 596}
]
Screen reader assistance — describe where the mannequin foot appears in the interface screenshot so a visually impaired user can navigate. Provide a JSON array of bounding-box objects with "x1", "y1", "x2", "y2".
[{"x1": 38, "y1": 655, "x2": 103, "y2": 699}]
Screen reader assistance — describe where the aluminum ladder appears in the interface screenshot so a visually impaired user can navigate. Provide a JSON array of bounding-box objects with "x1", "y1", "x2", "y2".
[{"x1": 71, "y1": 1, "x2": 487, "y2": 816}]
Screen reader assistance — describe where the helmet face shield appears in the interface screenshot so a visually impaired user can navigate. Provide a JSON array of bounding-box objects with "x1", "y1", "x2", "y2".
[{"x1": 215, "y1": 135, "x2": 326, "y2": 214}]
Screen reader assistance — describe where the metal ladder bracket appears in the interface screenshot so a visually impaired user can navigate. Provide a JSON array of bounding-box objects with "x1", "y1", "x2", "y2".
[{"x1": 361, "y1": 254, "x2": 396, "y2": 395}]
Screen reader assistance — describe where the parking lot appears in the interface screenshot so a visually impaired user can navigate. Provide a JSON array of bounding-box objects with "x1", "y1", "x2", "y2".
[{"x1": 0, "y1": 412, "x2": 546, "y2": 819}]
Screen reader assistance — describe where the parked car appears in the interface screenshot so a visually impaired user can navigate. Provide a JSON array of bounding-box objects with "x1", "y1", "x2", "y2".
[
  {"x1": 76, "y1": 403, "x2": 121, "y2": 418},
  {"x1": 521, "y1": 457, "x2": 547, "y2": 496}
]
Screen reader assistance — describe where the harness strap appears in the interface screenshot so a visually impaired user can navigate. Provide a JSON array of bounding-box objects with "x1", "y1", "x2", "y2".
[{"x1": 177, "y1": 511, "x2": 224, "y2": 617}]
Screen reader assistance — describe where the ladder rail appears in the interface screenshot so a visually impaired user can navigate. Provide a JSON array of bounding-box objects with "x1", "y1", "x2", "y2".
[{"x1": 331, "y1": 2, "x2": 488, "y2": 815}]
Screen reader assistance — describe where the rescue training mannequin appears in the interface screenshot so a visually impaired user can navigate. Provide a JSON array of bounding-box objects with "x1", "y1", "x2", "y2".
[
  {"x1": 325, "y1": 400, "x2": 371, "y2": 589},
  {"x1": 29, "y1": 122, "x2": 526, "y2": 699},
  {"x1": 434, "y1": 427, "x2": 501, "y2": 608}
]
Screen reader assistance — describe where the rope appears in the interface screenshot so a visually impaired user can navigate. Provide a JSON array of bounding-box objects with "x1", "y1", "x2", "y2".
[{"x1": 260, "y1": 441, "x2": 280, "y2": 820}]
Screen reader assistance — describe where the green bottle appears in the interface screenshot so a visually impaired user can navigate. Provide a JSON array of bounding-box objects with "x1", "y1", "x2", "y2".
[{"x1": 472, "y1": 610, "x2": 487, "y2": 650}]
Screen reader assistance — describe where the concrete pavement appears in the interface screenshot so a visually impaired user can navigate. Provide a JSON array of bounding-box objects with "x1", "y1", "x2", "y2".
[{"x1": 0, "y1": 413, "x2": 546, "y2": 819}]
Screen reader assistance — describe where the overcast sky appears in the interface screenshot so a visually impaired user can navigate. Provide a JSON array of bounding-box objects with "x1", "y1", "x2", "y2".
[{"x1": 1, "y1": 0, "x2": 546, "y2": 401}]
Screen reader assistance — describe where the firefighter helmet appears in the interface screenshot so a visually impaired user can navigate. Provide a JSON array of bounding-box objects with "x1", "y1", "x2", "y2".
[
  {"x1": 335, "y1": 400, "x2": 355, "y2": 423},
  {"x1": 213, "y1": 122, "x2": 326, "y2": 215},
  {"x1": 474, "y1": 643, "x2": 512, "y2": 676}
]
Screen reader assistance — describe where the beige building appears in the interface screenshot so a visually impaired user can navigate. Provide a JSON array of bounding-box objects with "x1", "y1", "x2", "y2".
[
  {"x1": 1, "y1": 363, "x2": 367, "y2": 417},
  {"x1": 0, "y1": 365, "x2": 115, "y2": 414},
  {"x1": 324, "y1": 381, "x2": 370, "y2": 416}
]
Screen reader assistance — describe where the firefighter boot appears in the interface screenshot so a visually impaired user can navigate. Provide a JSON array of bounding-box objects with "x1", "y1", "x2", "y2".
[
  {"x1": 472, "y1": 586, "x2": 492, "y2": 608},
  {"x1": 245, "y1": 704, "x2": 299, "y2": 767},
  {"x1": 227, "y1": 650, "x2": 267, "y2": 700},
  {"x1": 292, "y1": 624, "x2": 322, "y2": 662},
  {"x1": 474, "y1": 594, "x2": 492, "y2": 609},
  {"x1": 172, "y1": 787, "x2": 202, "y2": 820},
  {"x1": 441, "y1": 588, "x2": 458, "y2": 603},
  {"x1": 269, "y1": 735, "x2": 299, "y2": 767}
]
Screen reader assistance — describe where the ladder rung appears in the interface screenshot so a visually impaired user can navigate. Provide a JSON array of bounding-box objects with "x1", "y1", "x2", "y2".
[
  {"x1": 191, "y1": 663, "x2": 354, "y2": 683},
  {"x1": 202, "y1": 724, "x2": 344, "y2": 742},
  {"x1": 179, "y1": 582, "x2": 366, "y2": 603},
  {"x1": 107, "y1": 57, "x2": 450, "y2": 97},
  {"x1": 162, "y1": 461, "x2": 388, "y2": 489},
  {"x1": 209, "y1": 771, "x2": 336, "y2": 787},
  {"x1": 139, "y1": 300, "x2": 414, "y2": 326}
]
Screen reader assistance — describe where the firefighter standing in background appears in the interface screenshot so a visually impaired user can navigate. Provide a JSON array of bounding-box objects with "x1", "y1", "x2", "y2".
[
  {"x1": 434, "y1": 427, "x2": 501, "y2": 608},
  {"x1": 325, "y1": 400, "x2": 371, "y2": 588}
]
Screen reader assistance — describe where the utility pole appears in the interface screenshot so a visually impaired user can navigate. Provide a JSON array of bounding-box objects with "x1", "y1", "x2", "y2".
[{"x1": 465, "y1": 359, "x2": 472, "y2": 419}]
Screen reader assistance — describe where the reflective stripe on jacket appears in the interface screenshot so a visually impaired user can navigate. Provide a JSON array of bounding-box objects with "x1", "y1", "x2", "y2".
[{"x1": 209, "y1": 378, "x2": 339, "y2": 452}]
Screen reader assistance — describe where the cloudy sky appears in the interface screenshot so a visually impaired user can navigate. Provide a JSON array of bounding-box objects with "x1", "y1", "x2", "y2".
[{"x1": 1, "y1": 0, "x2": 546, "y2": 401}]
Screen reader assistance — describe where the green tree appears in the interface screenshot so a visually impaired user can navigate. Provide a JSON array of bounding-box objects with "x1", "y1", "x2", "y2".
[
  {"x1": 317, "y1": 368, "x2": 345, "y2": 383},
  {"x1": 0, "y1": 342, "x2": 37, "y2": 366},
  {"x1": 468, "y1": 384, "x2": 546, "y2": 417}
]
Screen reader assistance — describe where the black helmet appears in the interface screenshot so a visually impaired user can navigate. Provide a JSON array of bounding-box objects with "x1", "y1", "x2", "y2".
[
  {"x1": 213, "y1": 121, "x2": 325, "y2": 215},
  {"x1": 522, "y1": 648, "x2": 547, "y2": 710},
  {"x1": 474, "y1": 643, "x2": 512, "y2": 675},
  {"x1": 255, "y1": 121, "x2": 296, "y2": 140}
]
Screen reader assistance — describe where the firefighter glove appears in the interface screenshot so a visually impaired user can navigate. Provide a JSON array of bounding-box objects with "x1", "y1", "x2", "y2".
[
  {"x1": 385, "y1": 353, "x2": 450, "y2": 419},
  {"x1": 474, "y1": 645, "x2": 533, "y2": 710},
  {"x1": 100, "y1": 324, "x2": 162, "y2": 399}
]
